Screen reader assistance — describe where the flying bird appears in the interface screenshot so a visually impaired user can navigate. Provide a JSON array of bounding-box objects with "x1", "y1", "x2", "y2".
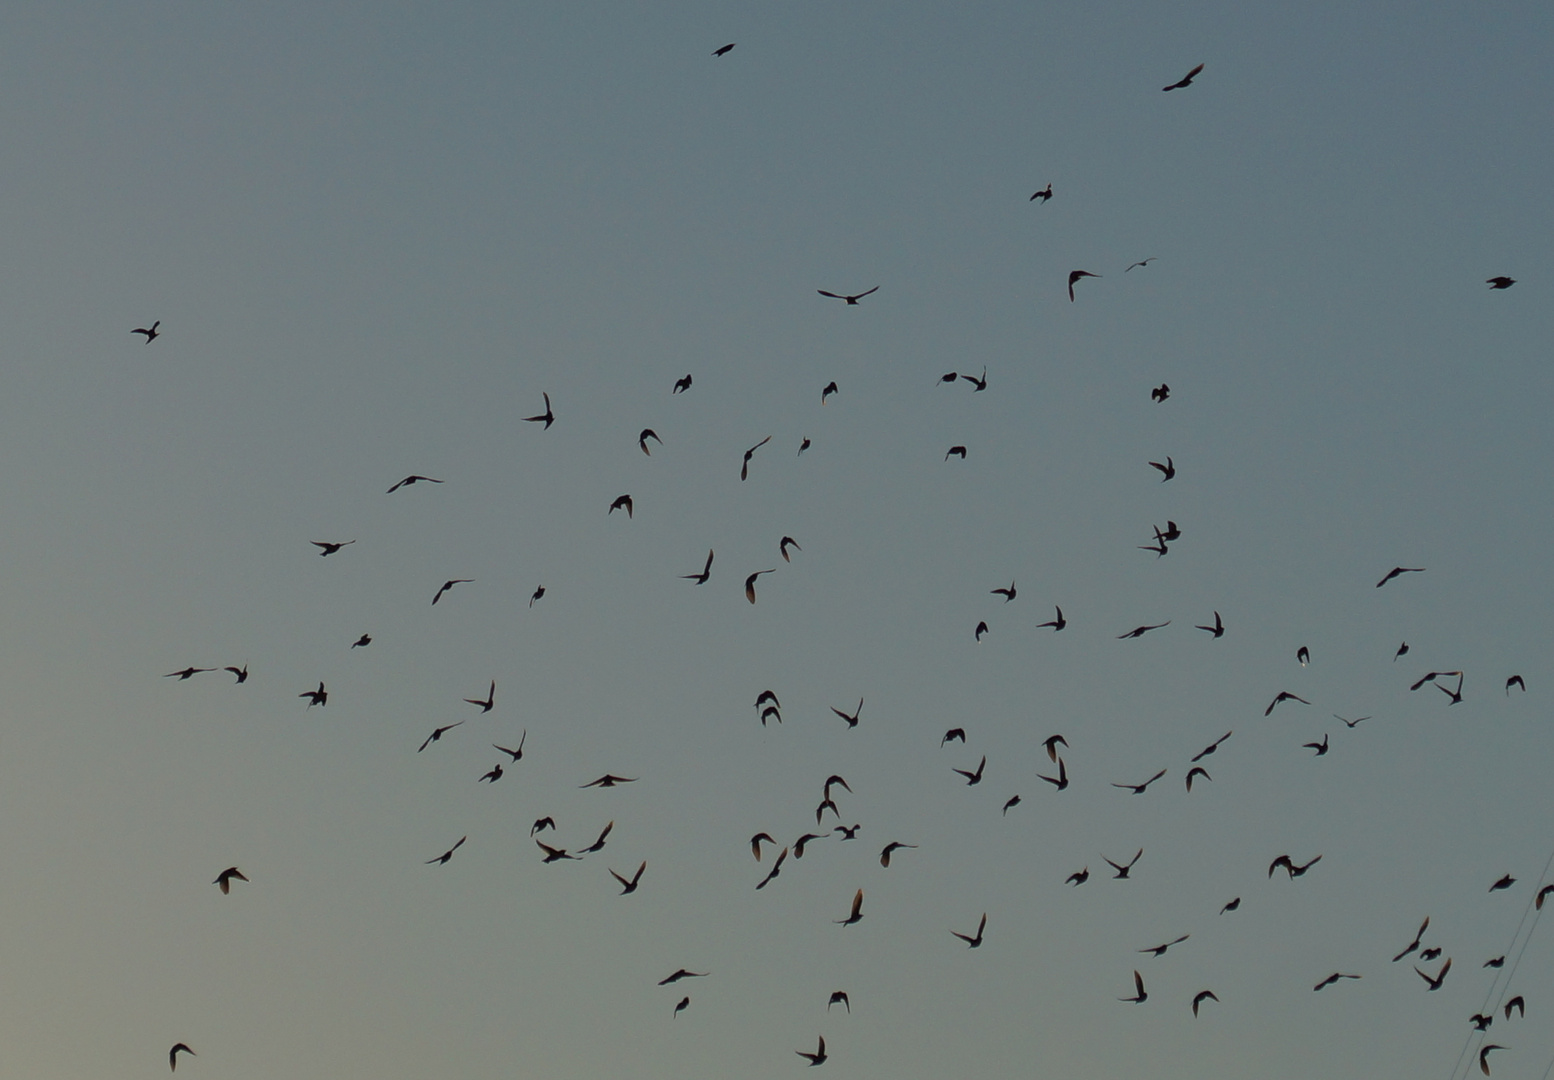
[
  {"x1": 793, "y1": 832, "x2": 827, "y2": 858},
  {"x1": 1297, "y1": 646, "x2": 1311, "y2": 666},
  {"x1": 1334, "y1": 714, "x2": 1370, "y2": 728},
  {"x1": 953, "y1": 755, "x2": 987, "y2": 785},
  {"x1": 780, "y1": 536, "x2": 801, "y2": 562},
  {"x1": 740, "y1": 436, "x2": 772, "y2": 481},
  {"x1": 673, "y1": 374, "x2": 692, "y2": 393},
  {"x1": 351, "y1": 634, "x2": 372, "y2": 648},
  {"x1": 1437, "y1": 676, "x2": 1464, "y2": 705},
  {"x1": 1002, "y1": 795, "x2": 1021, "y2": 815},
  {"x1": 836, "y1": 888, "x2": 865, "y2": 925},
  {"x1": 828, "y1": 991, "x2": 850, "y2": 1013},
  {"x1": 750, "y1": 833, "x2": 777, "y2": 861},
  {"x1": 1415, "y1": 958, "x2": 1452, "y2": 991},
  {"x1": 133, "y1": 320, "x2": 161, "y2": 343},
  {"x1": 1149, "y1": 456, "x2": 1175, "y2": 481},
  {"x1": 299, "y1": 682, "x2": 327, "y2": 707},
  {"x1": 1118, "y1": 621, "x2": 1170, "y2": 639},
  {"x1": 528, "y1": 585, "x2": 544, "y2": 607},
  {"x1": 1490, "y1": 874, "x2": 1516, "y2": 891},
  {"x1": 478, "y1": 762, "x2": 504, "y2": 783},
  {"x1": 426, "y1": 836, "x2": 467, "y2": 864},
  {"x1": 1191, "y1": 990, "x2": 1218, "y2": 1016},
  {"x1": 432, "y1": 579, "x2": 473, "y2": 604},
  {"x1": 952, "y1": 913, "x2": 988, "y2": 947},
  {"x1": 1043, "y1": 735, "x2": 1068, "y2": 761},
  {"x1": 945, "y1": 445, "x2": 967, "y2": 460},
  {"x1": 609, "y1": 494, "x2": 633, "y2": 518},
  {"x1": 835, "y1": 823, "x2": 861, "y2": 839},
  {"x1": 581, "y1": 774, "x2": 637, "y2": 788},
  {"x1": 1486, "y1": 277, "x2": 1516, "y2": 289},
  {"x1": 169, "y1": 1043, "x2": 195, "y2": 1071},
  {"x1": 418, "y1": 721, "x2": 464, "y2": 752},
  {"x1": 941, "y1": 728, "x2": 966, "y2": 747},
  {"x1": 1126, "y1": 258, "x2": 1157, "y2": 272},
  {"x1": 1394, "y1": 642, "x2": 1409, "y2": 661},
  {"x1": 673, "y1": 995, "x2": 689, "y2": 1017},
  {"x1": 823, "y1": 775, "x2": 852, "y2": 799},
  {"x1": 712, "y1": 42, "x2": 735, "y2": 56},
  {"x1": 464, "y1": 680, "x2": 496, "y2": 713},
  {"x1": 1304, "y1": 734, "x2": 1329, "y2": 756},
  {"x1": 831, "y1": 699, "x2": 863, "y2": 729},
  {"x1": 1506, "y1": 675, "x2": 1526, "y2": 694},
  {"x1": 879, "y1": 842, "x2": 916, "y2": 868},
  {"x1": 638, "y1": 429, "x2": 662, "y2": 455},
  {"x1": 1119, "y1": 970, "x2": 1148, "y2": 1003},
  {"x1": 1536, "y1": 883, "x2": 1554, "y2": 909},
  {"x1": 1185, "y1": 766, "x2": 1211, "y2": 792},
  {"x1": 1219, "y1": 897, "x2": 1241, "y2": 914},
  {"x1": 1376, "y1": 566, "x2": 1425, "y2": 588},
  {"x1": 1479, "y1": 1045, "x2": 1505, "y2": 1075},
  {"x1": 387, "y1": 475, "x2": 442, "y2": 493},
  {"x1": 1484, "y1": 956, "x2": 1506, "y2": 968},
  {"x1": 1391, "y1": 917, "x2": 1430, "y2": 962},
  {"x1": 796, "y1": 1035, "x2": 828, "y2": 1066},
  {"x1": 974, "y1": 621, "x2": 989, "y2": 641},
  {"x1": 1314, "y1": 973, "x2": 1360, "y2": 991},
  {"x1": 1162, "y1": 62, "x2": 1204, "y2": 90},
  {"x1": 1067, "y1": 867, "x2": 1089, "y2": 886},
  {"x1": 744, "y1": 568, "x2": 776, "y2": 604},
  {"x1": 536, "y1": 840, "x2": 578, "y2": 863},
  {"x1": 1104, "y1": 849, "x2": 1144, "y2": 879},
  {"x1": 531, "y1": 817, "x2": 556, "y2": 836},
  {"x1": 1068, "y1": 270, "x2": 1100, "y2": 302},
  {"x1": 1505, "y1": 996, "x2": 1525, "y2": 1018},
  {"x1": 492, "y1": 732, "x2": 527, "y2": 760},
  {"x1": 818, "y1": 286, "x2": 879, "y2": 305},
  {"x1": 1112, "y1": 769, "x2": 1166, "y2": 794},
  {"x1": 221, "y1": 664, "x2": 248, "y2": 684},
  {"x1": 821, "y1": 381, "x2": 839, "y2": 404},
  {"x1": 798, "y1": 437, "x2": 811, "y2": 455},
  {"x1": 938, "y1": 371, "x2": 959, "y2": 385},
  {"x1": 311, "y1": 540, "x2": 355, "y2": 556},
  {"x1": 213, "y1": 867, "x2": 248, "y2": 894},
  {"x1": 658, "y1": 969, "x2": 708, "y2": 985},
  {"x1": 1265, "y1": 691, "x2": 1311, "y2": 716},
  {"x1": 1191, "y1": 731, "x2": 1232, "y2": 761},
  {"x1": 1037, "y1": 758, "x2": 1069, "y2": 790},
  {"x1": 991, "y1": 580, "x2": 1016, "y2": 602},
  {"x1": 1151, "y1": 383, "x2": 1170, "y2": 402},
  {"x1": 1139, "y1": 934, "x2": 1189, "y2": 957},
  {"x1": 755, "y1": 846, "x2": 788, "y2": 889},
  {"x1": 682, "y1": 549, "x2": 714, "y2": 584},
  {"x1": 1037, "y1": 606, "x2": 1067, "y2": 630},
  {"x1": 165, "y1": 667, "x2": 213, "y2": 680},
  {"x1": 523, "y1": 392, "x2": 555, "y2": 429},
  {"x1": 960, "y1": 367, "x2": 987, "y2": 391},
  {"x1": 610, "y1": 860, "x2": 646, "y2": 894},
  {"x1": 1030, "y1": 183, "x2": 1052, "y2": 203}
]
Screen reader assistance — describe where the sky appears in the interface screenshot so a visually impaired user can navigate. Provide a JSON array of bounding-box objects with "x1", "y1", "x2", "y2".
[{"x1": 1, "y1": 1, "x2": 1552, "y2": 1077}]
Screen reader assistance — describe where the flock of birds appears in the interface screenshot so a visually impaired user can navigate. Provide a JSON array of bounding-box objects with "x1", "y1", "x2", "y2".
[{"x1": 124, "y1": 45, "x2": 1544, "y2": 1080}]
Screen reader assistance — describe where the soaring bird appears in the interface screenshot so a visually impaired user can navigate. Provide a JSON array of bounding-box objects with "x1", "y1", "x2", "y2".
[
  {"x1": 1437, "y1": 675, "x2": 1464, "y2": 705},
  {"x1": 1118, "y1": 622, "x2": 1169, "y2": 638},
  {"x1": 961, "y1": 367, "x2": 988, "y2": 391},
  {"x1": 133, "y1": 320, "x2": 161, "y2": 343},
  {"x1": 536, "y1": 840, "x2": 578, "y2": 863},
  {"x1": 682, "y1": 549, "x2": 714, "y2": 584},
  {"x1": 1195, "y1": 612, "x2": 1224, "y2": 637},
  {"x1": 796, "y1": 1035, "x2": 828, "y2": 1066},
  {"x1": 1265, "y1": 691, "x2": 1311, "y2": 716},
  {"x1": 609, "y1": 494, "x2": 634, "y2": 518},
  {"x1": 831, "y1": 699, "x2": 863, "y2": 729},
  {"x1": 712, "y1": 42, "x2": 735, "y2": 56},
  {"x1": 793, "y1": 832, "x2": 828, "y2": 858},
  {"x1": 1335, "y1": 714, "x2": 1370, "y2": 728},
  {"x1": 522, "y1": 392, "x2": 555, "y2": 428},
  {"x1": 492, "y1": 732, "x2": 527, "y2": 760},
  {"x1": 1313, "y1": 972, "x2": 1360, "y2": 991},
  {"x1": 756, "y1": 846, "x2": 788, "y2": 889},
  {"x1": 1268, "y1": 854, "x2": 1322, "y2": 878},
  {"x1": 1126, "y1": 258, "x2": 1157, "y2": 271},
  {"x1": 610, "y1": 861, "x2": 646, "y2": 894},
  {"x1": 835, "y1": 823, "x2": 861, "y2": 839},
  {"x1": 1112, "y1": 769, "x2": 1166, "y2": 794},
  {"x1": 740, "y1": 436, "x2": 772, "y2": 481},
  {"x1": 658, "y1": 968, "x2": 708, "y2": 985},
  {"x1": 1185, "y1": 766, "x2": 1211, "y2": 792},
  {"x1": 464, "y1": 680, "x2": 496, "y2": 713},
  {"x1": 1043, "y1": 735, "x2": 1068, "y2": 761},
  {"x1": 1304, "y1": 734, "x2": 1329, "y2": 756},
  {"x1": 387, "y1": 475, "x2": 442, "y2": 493},
  {"x1": 823, "y1": 775, "x2": 852, "y2": 799},
  {"x1": 1162, "y1": 62, "x2": 1204, "y2": 90},
  {"x1": 1505, "y1": 996, "x2": 1525, "y2": 1018},
  {"x1": 1479, "y1": 1045, "x2": 1506, "y2": 1075},
  {"x1": 223, "y1": 664, "x2": 248, "y2": 683},
  {"x1": 755, "y1": 690, "x2": 780, "y2": 710},
  {"x1": 750, "y1": 833, "x2": 777, "y2": 861},
  {"x1": 1376, "y1": 566, "x2": 1425, "y2": 588},
  {"x1": 953, "y1": 756, "x2": 987, "y2": 785},
  {"x1": 426, "y1": 836, "x2": 467, "y2": 864},
  {"x1": 1391, "y1": 917, "x2": 1430, "y2": 962},
  {"x1": 1149, "y1": 456, "x2": 1175, "y2": 481},
  {"x1": 780, "y1": 536, "x2": 801, "y2": 562},
  {"x1": 672, "y1": 373, "x2": 692, "y2": 393},
  {"x1": 1415, "y1": 958, "x2": 1452, "y2": 991},
  {"x1": 213, "y1": 867, "x2": 248, "y2": 894},
  {"x1": 744, "y1": 568, "x2": 776, "y2": 604},
  {"x1": 169, "y1": 1043, "x2": 195, "y2": 1071},
  {"x1": 1105, "y1": 849, "x2": 1144, "y2": 878},
  {"x1": 1037, "y1": 606, "x2": 1067, "y2": 630},
  {"x1": 1139, "y1": 934, "x2": 1189, "y2": 957},
  {"x1": 1191, "y1": 732, "x2": 1231, "y2": 761},
  {"x1": 638, "y1": 429, "x2": 662, "y2": 455},
  {"x1": 821, "y1": 381, "x2": 839, "y2": 404},
  {"x1": 581, "y1": 774, "x2": 638, "y2": 788},
  {"x1": 431, "y1": 579, "x2": 472, "y2": 604},
  {"x1": 1038, "y1": 758, "x2": 1069, "y2": 791},
  {"x1": 1191, "y1": 990, "x2": 1219, "y2": 1016},
  {"x1": 818, "y1": 286, "x2": 879, "y2": 305},
  {"x1": 828, "y1": 991, "x2": 851, "y2": 1013},
  {"x1": 165, "y1": 667, "x2": 213, "y2": 680},
  {"x1": 952, "y1": 913, "x2": 988, "y2": 947},
  {"x1": 836, "y1": 888, "x2": 865, "y2": 926},
  {"x1": 1486, "y1": 277, "x2": 1516, "y2": 289},
  {"x1": 1030, "y1": 183, "x2": 1052, "y2": 203},
  {"x1": 418, "y1": 721, "x2": 464, "y2": 752},
  {"x1": 991, "y1": 580, "x2": 1016, "y2": 602},
  {"x1": 1068, "y1": 270, "x2": 1100, "y2": 302},
  {"x1": 311, "y1": 540, "x2": 355, "y2": 556},
  {"x1": 879, "y1": 841, "x2": 916, "y2": 868},
  {"x1": 299, "y1": 682, "x2": 327, "y2": 707},
  {"x1": 1119, "y1": 970, "x2": 1147, "y2": 1003}
]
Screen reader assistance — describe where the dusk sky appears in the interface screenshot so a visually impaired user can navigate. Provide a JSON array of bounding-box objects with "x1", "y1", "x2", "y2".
[{"x1": 1, "y1": 2, "x2": 1552, "y2": 1078}]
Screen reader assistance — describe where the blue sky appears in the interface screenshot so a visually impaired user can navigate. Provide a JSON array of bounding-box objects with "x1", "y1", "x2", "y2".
[{"x1": 0, "y1": 2, "x2": 1551, "y2": 1077}]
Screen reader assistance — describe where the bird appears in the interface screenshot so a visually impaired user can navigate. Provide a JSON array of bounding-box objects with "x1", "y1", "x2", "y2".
[
  {"x1": 682, "y1": 549, "x2": 714, "y2": 584},
  {"x1": 755, "y1": 690, "x2": 780, "y2": 710},
  {"x1": 1191, "y1": 732, "x2": 1232, "y2": 761},
  {"x1": 780, "y1": 536, "x2": 801, "y2": 562},
  {"x1": 432, "y1": 579, "x2": 473, "y2": 604},
  {"x1": 1415, "y1": 957, "x2": 1452, "y2": 991},
  {"x1": 1537, "y1": 884, "x2": 1554, "y2": 909},
  {"x1": 831, "y1": 699, "x2": 863, "y2": 729},
  {"x1": 953, "y1": 756, "x2": 987, "y2": 785},
  {"x1": 740, "y1": 435, "x2": 772, "y2": 480},
  {"x1": 793, "y1": 832, "x2": 828, "y2": 858},
  {"x1": 750, "y1": 833, "x2": 777, "y2": 861},
  {"x1": 536, "y1": 840, "x2": 578, "y2": 863},
  {"x1": 464, "y1": 680, "x2": 496, "y2": 713},
  {"x1": 755, "y1": 847, "x2": 788, "y2": 889},
  {"x1": 1219, "y1": 898, "x2": 1241, "y2": 914},
  {"x1": 1265, "y1": 691, "x2": 1311, "y2": 716},
  {"x1": 796, "y1": 1035, "x2": 828, "y2": 1066},
  {"x1": 1191, "y1": 990, "x2": 1219, "y2": 1016},
  {"x1": 835, "y1": 823, "x2": 861, "y2": 839},
  {"x1": 1037, "y1": 758, "x2": 1069, "y2": 790},
  {"x1": 672, "y1": 374, "x2": 692, "y2": 393},
  {"x1": 1155, "y1": 521, "x2": 1181, "y2": 542},
  {"x1": 169, "y1": 1043, "x2": 195, "y2": 1071},
  {"x1": 1505, "y1": 996, "x2": 1525, "y2": 1018},
  {"x1": 1068, "y1": 270, "x2": 1100, "y2": 301},
  {"x1": 1304, "y1": 734, "x2": 1329, "y2": 756},
  {"x1": 1391, "y1": 917, "x2": 1430, "y2": 962},
  {"x1": 1437, "y1": 676, "x2": 1465, "y2": 705},
  {"x1": 1410, "y1": 671, "x2": 1444, "y2": 691},
  {"x1": 609, "y1": 494, "x2": 633, "y2": 518},
  {"x1": 821, "y1": 381, "x2": 839, "y2": 404},
  {"x1": 133, "y1": 320, "x2": 161, "y2": 343},
  {"x1": 638, "y1": 428, "x2": 662, "y2": 455},
  {"x1": 952, "y1": 913, "x2": 988, "y2": 947},
  {"x1": 816, "y1": 798, "x2": 840, "y2": 824},
  {"x1": 1126, "y1": 258, "x2": 1157, "y2": 272},
  {"x1": 1152, "y1": 384, "x2": 1170, "y2": 402},
  {"x1": 1001, "y1": 795, "x2": 1021, "y2": 815},
  {"x1": 941, "y1": 728, "x2": 966, "y2": 747},
  {"x1": 311, "y1": 540, "x2": 355, "y2": 556},
  {"x1": 1479, "y1": 1046, "x2": 1505, "y2": 1075},
  {"x1": 1394, "y1": 642, "x2": 1409, "y2": 661},
  {"x1": 477, "y1": 762, "x2": 504, "y2": 783},
  {"x1": 974, "y1": 621, "x2": 989, "y2": 641},
  {"x1": 945, "y1": 445, "x2": 967, "y2": 460},
  {"x1": 522, "y1": 392, "x2": 555, "y2": 428},
  {"x1": 1119, "y1": 970, "x2": 1148, "y2": 1003},
  {"x1": 581, "y1": 774, "x2": 637, "y2": 788},
  {"x1": 1470, "y1": 1014, "x2": 1494, "y2": 1031},
  {"x1": 1313, "y1": 973, "x2": 1360, "y2": 991},
  {"x1": 1376, "y1": 566, "x2": 1425, "y2": 587},
  {"x1": 836, "y1": 888, "x2": 865, "y2": 925},
  {"x1": 1419, "y1": 947, "x2": 1442, "y2": 961},
  {"x1": 216, "y1": 663, "x2": 247, "y2": 684},
  {"x1": 1484, "y1": 955, "x2": 1506, "y2": 968},
  {"x1": 530, "y1": 817, "x2": 556, "y2": 836},
  {"x1": 1140, "y1": 934, "x2": 1189, "y2": 957},
  {"x1": 351, "y1": 634, "x2": 372, "y2": 648},
  {"x1": 1043, "y1": 735, "x2": 1067, "y2": 762},
  {"x1": 1030, "y1": 183, "x2": 1052, "y2": 203},
  {"x1": 1193, "y1": 612, "x2": 1230, "y2": 637},
  {"x1": 1297, "y1": 646, "x2": 1311, "y2": 666},
  {"x1": 937, "y1": 371, "x2": 959, "y2": 385},
  {"x1": 299, "y1": 682, "x2": 327, "y2": 708},
  {"x1": 879, "y1": 842, "x2": 916, "y2": 868},
  {"x1": 991, "y1": 580, "x2": 1016, "y2": 601},
  {"x1": 426, "y1": 836, "x2": 467, "y2": 864},
  {"x1": 1490, "y1": 874, "x2": 1516, "y2": 891},
  {"x1": 1105, "y1": 849, "x2": 1144, "y2": 878},
  {"x1": 744, "y1": 568, "x2": 776, "y2": 604},
  {"x1": 165, "y1": 667, "x2": 213, "y2": 680},
  {"x1": 1507, "y1": 675, "x2": 1526, "y2": 694},
  {"x1": 1334, "y1": 714, "x2": 1370, "y2": 728},
  {"x1": 610, "y1": 860, "x2": 645, "y2": 894},
  {"x1": 1112, "y1": 769, "x2": 1166, "y2": 794},
  {"x1": 1138, "y1": 538, "x2": 1168, "y2": 558},
  {"x1": 1149, "y1": 456, "x2": 1175, "y2": 481},
  {"x1": 828, "y1": 991, "x2": 850, "y2": 1013},
  {"x1": 528, "y1": 585, "x2": 544, "y2": 607},
  {"x1": 798, "y1": 437, "x2": 811, "y2": 455},
  {"x1": 1185, "y1": 766, "x2": 1211, "y2": 792},
  {"x1": 1118, "y1": 621, "x2": 1170, "y2": 639},
  {"x1": 1486, "y1": 277, "x2": 1516, "y2": 289},
  {"x1": 386, "y1": 474, "x2": 442, "y2": 493},
  {"x1": 1268, "y1": 854, "x2": 1322, "y2": 879},
  {"x1": 1162, "y1": 62, "x2": 1205, "y2": 90},
  {"x1": 818, "y1": 286, "x2": 879, "y2": 305},
  {"x1": 418, "y1": 721, "x2": 464, "y2": 752},
  {"x1": 823, "y1": 775, "x2": 852, "y2": 799},
  {"x1": 492, "y1": 732, "x2": 527, "y2": 761},
  {"x1": 1066, "y1": 867, "x2": 1089, "y2": 886},
  {"x1": 1037, "y1": 606, "x2": 1067, "y2": 630},
  {"x1": 673, "y1": 995, "x2": 689, "y2": 1017},
  {"x1": 759, "y1": 705, "x2": 782, "y2": 727},
  {"x1": 658, "y1": 969, "x2": 708, "y2": 985},
  {"x1": 213, "y1": 867, "x2": 248, "y2": 894},
  {"x1": 961, "y1": 367, "x2": 988, "y2": 391},
  {"x1": 712, "y1": 42, "x2": 735, "y2": 56}
]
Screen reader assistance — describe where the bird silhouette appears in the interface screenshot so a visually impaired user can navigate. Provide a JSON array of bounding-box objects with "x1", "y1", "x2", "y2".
[
  {"x1": 682, "y1": 549, "x2": 714, "y2": 584},
  {"x1": 941, "y1": 728, "x2": 966, "y2": 747},
  {"x1": 1505, "y1": 996, "x2": 1525, "y2": 1018},
  {"x1": 1139, "y1": 934, "x2": 1189, "y2": 957},
  {"x1": 213, "y1": 867, "x2": 248, "y2": 894},
  {"x1": 311, "y1": 540, "x2": 355, "y2": 556},
  {"x1": 528, "y1": 585, "x2": 545, "y2": 607},
  {"x1": 1002, "y1": 795, "x2": 1021, "y2": 815},
  {"x1": 740, "y1": 435, "x2": 772, "y2": 481},
  {"x1": 828, "y1": 991, "x2": 850, "y2": 1013},
  {"x1": 879, "y1": 841, "x2": 916, "y2": 868},
  {"x1": 780, "y1": 536, "x2": 801, "y2": 562},
  {"x1": 165, "y1": 667, "x2": 213, "y2": 680},
  {"x1": 1536, "y1": 884, "x2": 1554, "y2": 909},
  {"x1": 536, "y1": 840, "x2": 578, "y2": 863},
  {"x1": 945, "y1": 445, "x2": 967, "y2": 460},
  {"x1": 477, "y1": 762, "x2": 504, "y2": 783},
  {"x1": 432, "y1": 579, "x2": 473, "y2": 604},
  {"x1": 952, "y1": 913, "x2": 988, "y2": 947},
  {"x1": 1304, "y1": 734, "x2": 1329, "y2": 756},
  {"x1": 831, "y1": 698, "x2": 863, "y2": 729},
  {"x1": 1119, "y1": 970, "x2": 1148, "y2": 1003},
  {"x1": 1126, "y1": 258, "x2": 1157, "y2": 271},
  {"x1": 638, "y1": 429, "x2": 662, "y2": 455},
  {"x1": 756, "y1": 846, "x2": 788, "y2": 889},
  {"x1": 673, "y1": 374, "x2": 692, "y2": 393},
  {"x1": 835, "y1": 823, "x2": 861, "y2": 839},
  {"x1": 1030, "y1": 183, "x2": 1052, "y2": 202},
  {"x1": 1149, "y1": 456, "x2": 1175, "y2": 481},
  {"x1": 1479, "y1": 1045, "x2": 1505, "y2": 1075},
  {"x1": 1162, "y1": 62, "x2": 1204, "y2": 90},
  {"x1": 836, "y1": 887, "x2": 865, "y2": 925},
  {"x1": 991, "y1": 580, "x2": 1016, "y2": 601},
  {"x1": 673, "y1": 995, "x2": 689, "y2": 1017},
  {"x1": 1394, "y1": 642, "x2": 1409, "y2": 661},
  {"x1": 974, "y1": 621, "x2": 989, "y2": 641},
  {"x1": 418, "y1": 721, "x2": 464, "y2": 752},
  {"x1": 1265, "y1": 691, "x2": 1311, "y2": 716},
  {"x1": 1490, "y1": 874, "x2": 1516, "y2": 891},
  {"x1": 426, "y1": 836, "x2": 467, "y2": 864},
  {"x1": 818, "y1": 286, "x2": 879, "y2": 305},
  {"x1": 1118, "y1": 622, "x2": 1169, "y2": 638},
  {"x1": 609, "y1": 494, "x2": 633, "y2": 518},
  {"x1": 1185, "y1": 766, "x2": 1211, "y2": 792},
  {"x1": 581, "y1": 774, "x2": 637, "y2": 788},
  {"x1": 1105, "y1": 849, "x2": 1144, "y2": 878},
  {"x1": 1415, "y1": 957, "x2": 1452, "y2": 990},
  {"x1": 796, "y1": 1035, "x2": 828, "y2": 1066},
  {"x1": 1067, "y1": 867, "x2": 1089, "y2": 886},
  {"x1": 1486, "y1": 277, "x2": 1516, "y2": 289},
  {"x1": 1376, "y1": 566, "x2": 1425, "y2": 587},
  {"x1": 1334, "y1": 714, "x2": 1370, "y2": 728},
  {"x1": 610, "y1": 860, "x2": 646, "y2": 894},
  {"x1": 1068, "y1": 270, "x2": 1100, "y2": 301},
  {"x1": 1038, "y1": 758, "x2": 1069, "y2": 790},
  {"x1": 492, "y1": 731, "x2": 527, "y2": 761},
  {"x1": 464, "y1": 680, "x2": 496, "y2": 713},
  {"x1": 744, "y1": 568, "x2": 776, "y2": 604},
  {"x1": 1043, "y1": 735, "x2": 1068, "y2": 761},
  {"x1": 1297, "y1": 646, "x2": 1311, "y2": 666},
  {"x1": 712, "y1": 42, "x2": 735, "y2": 56},
  {"x1": 1191, "y1": 990, "x2": 1218, "y2": 1016},
  {"x1": 1191, "y1": 731, "x2": 1232, "y2": 762},
  {"x1": 1470, "y1": 1014, "x2": 1494, "y2": 1031},
  {"x1": 1112, "y1": 769, "x2": 1166, "y2": 794},
  {"x1": 169, "y1": 1043, "x2": 195, "y2": 1071},
  {"x1": 816, "y1": 798, "x2": 840, "y2": 824},
  {"x1": 658, "y1": 969, "x2": 708, "y2": 985},
  {"x1": 351, "y1": 634, "x2": 372, "y2": 648},
  {"x1": 1314, "y1": 973, "x2": 1360, "y2": 991},
  {"x1": 1219, "y1": 897, "x2": 1241, "y2": 914},
  {"x1": 798, "y1": 437, "x2": 811, "y2": 455},
  {"x1": 1037, "y1": 606, "x2": 1067, "y2": 630},
  {"x1": 1506, "y1": 675, "x2": 1526, "y2": 695},
  {"x1": 523, "y1": 392, "x2": 555, "y2": 429},
  {"x1": 1152, "y1": 384, "x2": 1170, "y2": 402},
  {"x1": 793, "y1": 832, "x2": 828, "y2": 858},
  {"x1": 531, "y1": 818, "x2": 556, "y2": 836},
  {"x1": 1437, "y1": 675, "x2": 1465, "y2": 705},
  {"x1": 821, "y1": 381, "x2": 839, "y2": 404},
  {"x1": 823, "y1": 775, "x2": 852, "y2": 799},
  {"x1": 1484, "y1": 955, "x2": 1506, "y2": 968},
  {"x1": 387, "y1": 475, "x2": 442, "y2": 493},
  {"x1": 961, "y1": 367, "x2": 988, "y2": 391},
  {"x1": 299, "y1": 682, "x2": 327, "y2": 707},
  {"x1": 750, "y1": 833, "x2": 777, "y2": 861},
  {"x1": 1391, "y1": 917, "x2": 1429, "y2": 962},
  {"x1": 953, "y1": 755, "x2": 987, "y2": 785},
  {"x1": 133, "y1": 320, "x2": 161, "y2": 342}
]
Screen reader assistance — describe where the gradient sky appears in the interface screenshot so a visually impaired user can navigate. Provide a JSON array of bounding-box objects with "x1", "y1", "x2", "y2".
[{"x1": 1, "y1": 2, "x2": 1552, "y2": 1078}]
